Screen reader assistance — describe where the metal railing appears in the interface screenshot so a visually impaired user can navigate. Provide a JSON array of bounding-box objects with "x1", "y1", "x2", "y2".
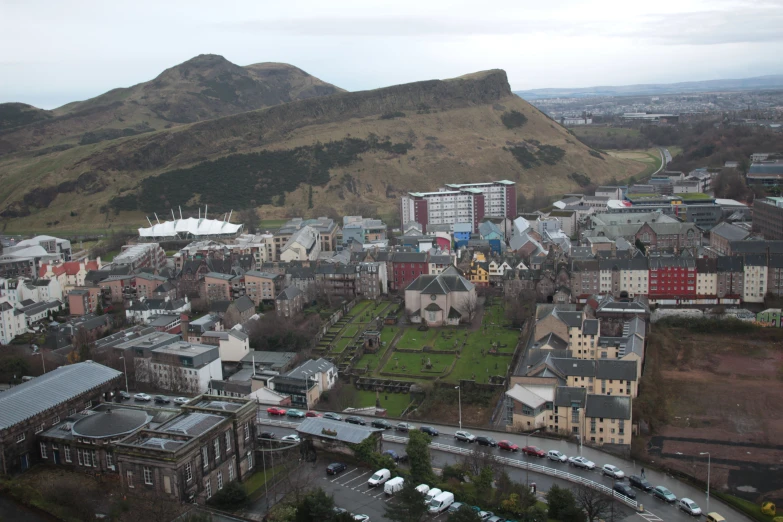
[{"x1": 256, "y1": 417, "x2": 640, "y2": 511}]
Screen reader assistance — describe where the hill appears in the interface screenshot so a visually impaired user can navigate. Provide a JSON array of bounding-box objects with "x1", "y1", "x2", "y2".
[
  {"x1": 0, "y1": 54, "x2": 343, "y2": 154},
  {"x1": 515, "y1": 74, "x2": 783, "y2": 99},
  {"x1": 0, "y1": 68, "x2": 645, "y2": 233}
]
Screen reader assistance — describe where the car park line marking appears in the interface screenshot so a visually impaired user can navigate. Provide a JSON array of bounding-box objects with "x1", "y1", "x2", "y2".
[
  {"x1": 637, "y1": 511, "x2": 664, "y2": 522},
  {"x1": 373, "y1": 491, "x2": 386, "y2": 499},
  {"x1": 341, "y1": 472, "x2": 371, "y2": 487},
  {"x1": 333, "y1": 469, "x2": 358, "y2": 482}
]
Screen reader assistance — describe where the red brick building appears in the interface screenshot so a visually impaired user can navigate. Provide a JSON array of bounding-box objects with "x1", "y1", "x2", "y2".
[
  {"x1": 390, "y1": 252, "x2": 429, "y2": 292},
  {"x1": 648, "y1": 256, "x2": 696, "y2": 298}
]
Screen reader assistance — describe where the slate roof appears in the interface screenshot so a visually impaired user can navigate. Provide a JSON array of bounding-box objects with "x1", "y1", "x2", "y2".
[
  {"x1": 585, "y1": 395, "x2": 631, "y2": 419},
  {"x1": 549, "y1": 358, "x2": 638, "y2": 381},
  {"x1": 716, "y1": 256, "x2": 744, "y2": 272},
  {"x1": 286, "y1": 357, "x2": 336, "y2": 378},
  {"x1": 277, "y1": 286, "x2": 303, "y2": 301},
  {"x1": 554, "y1": 386, "x2": 587, "y2": 408},
  {"x1": 296, "y1": 417, "x2": 381, "y2": 444},
  {"x1": 0, "y1": 361, "x2": 121, "y2": 430},
  {"x1": 582, "y1": 319, "x2": 599, "y2": 336},
  {"x1": 711, "y1": 222, "x2": 750, "y2": 242},
  {"x1": 234, "y1": 296, "x2": 255, "y2": 313},
  {"x1": 392, "y1": 252, "x2": 428, "y2": 263},
  {"x1": 405, "y1": 266, "x2": 474, "y2": 294},
  {"x1": 729, "y1": 240, "x2": 783, "y2": 255},
  {"x1": 534, "y1": 332, "x2": 569, "y2": 350}
]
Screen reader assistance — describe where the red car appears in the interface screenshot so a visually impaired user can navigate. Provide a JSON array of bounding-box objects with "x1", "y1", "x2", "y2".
[
  {"x1": 305, "y1": 411, "x2": 322, "y2": 418},
  {"x1": 267, "y1": 407, "x2": 287, "y2": 416},
  {"x1": 521, "y1": 446, "x2": 546, "y2": 457},
  {"x1": 498, "y1": 440, "x2": 519, "y2": 452}
]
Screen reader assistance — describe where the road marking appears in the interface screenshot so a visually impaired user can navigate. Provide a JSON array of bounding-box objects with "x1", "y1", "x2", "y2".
[
  {"x1": 373, "y1": 491, "x2": 386, "y2": 499},
  {"x1": 637, "y1": 511, "x2": 664, "y2": 522},
  {"x1": 333, "y1": 469, "x2": 358, "y2": 482},
  {"x1": 341, "y1": 472, "x2": 371, "y2": 487}
]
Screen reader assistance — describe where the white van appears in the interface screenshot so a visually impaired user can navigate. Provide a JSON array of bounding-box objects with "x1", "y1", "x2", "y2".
[
  {"x1": 368, "y1": 468, "x2": 391, "y2": 487},
  {"x1": 429, "y1": 491, "x2": 455, "y2": 513},
  {"x1": 416, "y1": 484, "x2": 430, "y2": 496},
  {"x1": 384, "y1": 477, "x2": 404, "y2": 496},
  {"x1": 424, "y1": 488, "x2": 442, "y2": 504}
]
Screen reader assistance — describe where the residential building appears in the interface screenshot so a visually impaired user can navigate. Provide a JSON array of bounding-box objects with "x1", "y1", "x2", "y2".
[
  {"x1": 710, "y1": 222, "x2": 751, "y2": 255},
  {"x1": 752, "y1": 197, "x2": 783, "y2": 240},
  {"x1": 275, "y1": 286, "x2": 306, "y2": 318},
  {"x1": 695, "y1": 258, "x2": 718, "y2": 296},
  {"x1": 391, "y1": 252, "x2": 428, "y2": 292},
  {"x1": 126, "y1": 297, "x2": 191, "y2": 324},
  {"x1": 743, "y1": 254, "x2": 768, "y2": 303},
  {"x1": 275, "y1": 217, "x2": 339, "y2": 256},
  {"x1": 111, "y1": 243, "x2": 167, "y2": 271},
  {"x1": 244, "y1": 271, "x2": 284, "y2": 306},
  {"x1": 280, "y1": 226, "x2": 320, "y2": 262},
  {"x1": 341, "y1": 216, "x2": 387, "y2": 245},
  {"x1": 115, "y1": 396, "x2": 257, "y2": 503},
  {"x1": 0, "y1": 361, "x2": 122, "y2": 474},
  {"x1": 68, "y1": 287, "x2": 102, "y2": 316},
  {"x1": 404, "y1": 266, "x2": 476, "y2": 326},
  {"x1": 204, "y1": 272, "x2": 234, "y2": 303},
  {"x1": 39, "y1": 258, "x2": 101, "y2": 291},
  {"x1": 201, "y1": 328, "x2": 250, "y2": 363},
  {"x1": 209, "y1": 297, "x2": 255, "y2": 329},
  {"x1": 747, "y1": 160, "x2": 783, "y2": 186},
  {"x1": 0, "y1": 298, "x2": 26, "y2": 344},
  {"x1": 270, "y1": 358, "x2": 337, "y2": 409},
  {"x1": 648, "y1": 256, "x2": 697, "y2": 298},
  {"x1": 134, "y1": 273, "x2": 169, "y2": 300},
  {"x1": 134, "y1": 338, "x2": 223, "y2": 394},
  {"x1": 716, "y1": 256, "x2": 745, "y2": 298},
  {"x1": 400, "y1": 180, "x2": 517, "y2": 233},
  {"x1": 18, "y1": 278, "x2": 63, "y2": 303},
  {"x1": 570, "y1": 260, "x2": 600, "y2": 298}
]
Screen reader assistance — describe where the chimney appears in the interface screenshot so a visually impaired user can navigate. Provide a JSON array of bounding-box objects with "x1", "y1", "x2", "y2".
[{"x1": 180, "y1": 313, "x2": 190, "y2": 342}]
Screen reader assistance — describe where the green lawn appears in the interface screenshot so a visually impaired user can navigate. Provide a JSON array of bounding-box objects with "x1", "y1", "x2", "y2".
[
  {"x1": 332, "y1": 337, "x2": 355, "y2": 353},
  {"x1": 353, "y1": 390, "x2": 412, "y2": 417},
  {"x1": 355, "y1": 343, "x2": 390, "y2": 372},
  {"x1": 432, "y1": 329, "x2": 468, "y2": 351},
  {"x1": 450, "y1": 348, "x2": 512, "y2": 383},
  {"x1": 381, "y1": 351, "x2": 452, "y2": 377},
  {"x1": 257, "y1": 219, "x2": 287, "y2": 230},
  {"x1": 102, "y1": 249, "x2": 120, "y2": 262},
  {"x1": 343, "y1": 324, "x2": 360, "y2": 338},
  {"x1": 469, "y1": 328, "x2": 519, "y2": 353},
  {"x1": 396, "y1": 328, "x2": 437, "y2": 350},
  {"x1": 347, "y1": 300, "x2": 372, "y2": 317},
  {"x1": 483, "y1": 304, "x2": 510, "y2": 327},
  {"x1": 244, "y1": 464, "x2": 286, "y2": 498},
  {"x1": 380, "y1": 326, "x2": 399, "y2": 345}
]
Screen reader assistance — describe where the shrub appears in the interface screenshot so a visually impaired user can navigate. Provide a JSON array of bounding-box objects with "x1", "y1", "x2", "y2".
[
  {"x1": 537, "y1": 145, "x2": 565, "y2": 165},
  {"x1": 207, "y1": 481, "x2": 247, "y2": 508},
  {"x1": 589, "y1": 149, "x2": 604, "y2": 159},
  {"x1": 509, "y1": 146, "x2": 540, "y2": 168},
  {"x1": 380, "y1": 112, "x2": 406, "y2": 120},
  {"x1": 501, "y1": 111, "x2": 528, "y2": 129},
  {"x1": 568, "y1": 172, "x2": 592, "y2": 187}
]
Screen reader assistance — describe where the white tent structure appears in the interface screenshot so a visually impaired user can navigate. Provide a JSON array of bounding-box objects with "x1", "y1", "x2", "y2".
[{"x1": 139, "y1": 209, "x2": 243, "y2": 239}]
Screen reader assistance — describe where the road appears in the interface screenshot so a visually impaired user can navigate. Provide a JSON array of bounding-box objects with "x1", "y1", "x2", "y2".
[{"x1": 257, "y1": 410, "x2": 752, "y2": 522}]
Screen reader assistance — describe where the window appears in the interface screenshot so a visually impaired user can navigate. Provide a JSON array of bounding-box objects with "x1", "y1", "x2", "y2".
[
  {"x1": 202, "y1": 446, "x2": 209, "y2": 470},
  {"x1": 127, "y1": 470, "x2": 134, "y2": 488},
  {"x1": 217, "y1": 471, "x2": 224, "y2": 490},
  {"x1": 40, "y1": 442, "x2": 48, "y2": 459},
  {"x1": 229, "y1": 463, "x2": 235, "y2": 482},
  {"x1": 244, "y1": 422, "x2": 250, "y2": 440},
  {"x1": 225, "y1": 431, "x2": 231, "y2": 452},
  {"x1": 35, "y1": 424, "x2": 44, "y2": 434},
  {"x1": 91, "y1": 450, "x2": 97, "y2": 467},
  {"x1": 77, "y1": 448, "x2": 84, "y2": 465},
  {"x1": 205, "y1": 479, "x2": 212, "y2": 499},
  {"x1": 214, "y1": 438, "x2": 220, "y2": 461},
  {"x1": 15, "y1": 433, "x2": 25, "y2": 443},
  {"x1": 64, "y1": 446, "x2": 71, "y2": 463},
  {"x1": 69, "y1": 408, "x2": 76, "y2": 416},
  {"x1": 143, "y1": 466, "x2": 153, "y2": 485},
  {"x1": 53, "y1": 415, "x2": 60, "y2": 424},
  {"x1": 107, "y1": 452, "x2": 114, "y2": 468},
  {"x1": 185, "y1": 462, "x2": 193, "y2": 482},
  {"x1": 247, "y1": 451, "x2": 253, "y2": 469}
]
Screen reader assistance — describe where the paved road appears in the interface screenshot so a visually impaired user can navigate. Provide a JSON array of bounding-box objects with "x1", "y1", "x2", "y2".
[{"x1": 257, "y1": 410, "x2": 752, "y2": 522}]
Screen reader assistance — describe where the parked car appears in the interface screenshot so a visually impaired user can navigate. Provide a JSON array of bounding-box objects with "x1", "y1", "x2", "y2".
[
  {"x1": 134, "y1": 393, "x2": 151, "y2": 402},
  {"x1": 420, "y1": 426, "x2": 439, "y2": 437},
  {"x1": 267, "y1": 407, "x2": 287, "y2": 416},
  {"x1": 428, "y1": 491, "x2": 455, "y2": 514},
  {"x1": 705, "y1": 513, "x2": 726, "y2": 522},
  {"x1": 118, "y1": 391, "x2": 131, "y2": 400},
  {"x1": 416, "y1": 484, "x2": 430, "y2": 496},
  {"x1": 424, "y1": 488, "x2": 442, "y2": 504},
  {"x1": 384, "y1": 477, "x2": 404, "y2": 496},
  {"x1": 602, "y1": 464, "x2": 625, "y2": 479},
  {"x1": 352, "y1": 515, "x2": 370, "y2": 522},
  {"x1": 476, "y1": 436, "x2": 497, "y2": 447},
  {"x1": 306, "y1": 410, "x2": 322, "y2": 418},
  {"x1": 568, "y1": 456, "x2": 596, "y2": 470},
  {"x1": 628, "y1": 475, "x2": 653, "y2": 492},
  {"x1": 678, "y1": 498, "x2": 702, "y2": 516},
  {"x1": 498, "y1": 440, "x2": 519, "y2": 452},
  {"x1": 286, "y1": 409, "x2": 305, "y2": 418},
  {"x1": 447, "y1": 502, "x2": 464, "y2": 514},
  {"x1": 652, "y1": 486, "x2": 677, "y2": 503},
  {"x1": 371, "y1": 419, "x2": 392, "y2": 430},
  {"x1": 154, "y1": 395, "x2": 170, "y2": 404},
  {"x1": 521, "y1": 446, "x2": 545, "y2": 457},
  {"x1": 281, "y1": 434, "x2": 301, "y2": 443},
  {"x1": 454, "y1": 431, "x2": 477, "y2": 443},
  {"x1": 383, "y1": 450, "x2": 408, "y2": 463},
  {"x1": 323, "y1": 412, "x2": 343, "y2": 421},
  {"x1": 173, "y1": 397, "x2": 189, "y2": 405},
  {"x1": 326, "y1": 463, "x2": 348, "y2": 475},
  {"x1": 547, "y1": 450, "x2": 567, "y2": 462},
  {"x1": 346, "y1": 416, "x2": 367, "y2": 425},
  {"x1": 258, "y1": 431, "x2": 276, "y2": 439},
  {"x1": 478, "y1": 511, "x2": 494, "y2": 520},
  {"x1": 395, "y1": 422, "x2": 416, "y2": 432},
  {"x1": 613, "y1": 483, "x2": 636, "y2": 499},
  {"x1": 368, "y1": 469, "x2": 391, "y2": 487},
  {"x1": 486, "y1": 517, "x2": 505, "y2": 522}
]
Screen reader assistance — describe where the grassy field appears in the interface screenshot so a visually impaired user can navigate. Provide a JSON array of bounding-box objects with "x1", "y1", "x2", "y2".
[
  {"x1": 396, "y1": 328, "x2": 437, "y2": 350},
  {"x1": 606, "y1": 148, "x2": 662, "y2": 178},
  {"x1": 355, "y1": 343, "x2": 391, "y2": 372},
  {"x1": 382, "y1": 351, "x2": 453, "y2": 377},
  {"x1": 380, "y1": 326, "x2": 399, "y2": 345},
  {"x1": 668, "y1": 145, "x2": 683, "y2": 158},
  {"x1": 333, "y1": 337, "x2": 354, "y2": 353},
  {"x1": 432, "y1": 329, "x2": 468, "y2": 351},
  {"x1": 342, "y1": 324, "x2": 360, "y2": 338},
  {"x1": 257, "y1": 219, "x2": 287, "y2": 231},
  {"x1": 571, "y1": 126, "x2": 643, "y2": 138},
  {"x1": 353, "y1": 390, "x2": 412, "y2": 417},
  {"x1": 346, "y1": 300, "x2": 372, "y2": 318}
]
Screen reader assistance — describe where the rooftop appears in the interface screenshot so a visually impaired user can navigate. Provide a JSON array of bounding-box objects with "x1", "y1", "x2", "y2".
[{"x1": 296, "y1": 417, "x2": 381, "y2": 444}]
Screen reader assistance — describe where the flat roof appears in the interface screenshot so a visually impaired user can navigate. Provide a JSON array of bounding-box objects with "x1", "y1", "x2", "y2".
[{"x1": 153, "y1": 341, "x2": 217, "y2": 357}]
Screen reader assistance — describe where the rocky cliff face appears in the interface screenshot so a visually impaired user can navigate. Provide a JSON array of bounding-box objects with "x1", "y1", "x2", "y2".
[{"x1": 91, "y1": 69, "x2": 513, "y2": 172}]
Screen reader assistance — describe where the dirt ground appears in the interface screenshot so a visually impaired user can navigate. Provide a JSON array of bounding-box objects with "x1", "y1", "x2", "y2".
[{"x1": 642, "y1": 326, "x2": 783, "y2": 501}]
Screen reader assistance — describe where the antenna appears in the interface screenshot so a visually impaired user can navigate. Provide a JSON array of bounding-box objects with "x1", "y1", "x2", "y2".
[
  {"x1": 154, "y1": 213, "x2": 161, "y2": 224},
  {"x1": 179, "y1": 206, "x2": 183, "y2": 220}
]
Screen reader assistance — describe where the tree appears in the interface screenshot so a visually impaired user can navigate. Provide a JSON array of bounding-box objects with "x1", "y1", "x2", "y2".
[
  {"x1": 575, "y1": 485, "x2": 612, "y2": 522},
  {"x1": 294, "y1": 488, "x2": 335, "y2": 522},
  {"x1": 383, "y1": 480, "x2": 428, "y2": 522},
  {"x1": 461, "y1": 445, "x2": 500, "y2": 477},
  {"x1": 95, "y1": 299, "x2": 104, "y2": 316},
  {"x1": 473, "y1": 466, "x2": 494, "y2": 503},
  {"x1": 522, "y1": 503, "x2": 548, "y2": 522},
  {"x1": 462, "y1": 292, "x2": 479, "y2": 324},
  {"x1": 447, "y1": 505, "x2": 482, "y2": 522},
  {"x1": 207, "y1": 481, "x2": 247, "y2": 508},
  {"x1": 308, "y1": 185, "x2": 314, "y2": 209},
  {"x1": 546, "y1": 484, "x2": 578, "y2": 521},
  {"x1": 407, "y1": 430, "x2": 437, "y2": 484}
]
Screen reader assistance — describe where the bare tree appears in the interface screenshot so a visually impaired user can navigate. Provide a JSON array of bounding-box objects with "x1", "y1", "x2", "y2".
[
  {"x1": 462, "y1": 292, "x2": 479, "y2": 324},
  {"x1": 461, "y1": 444, "x2": 500, "y2": 477},
  {"x1": 575, "y1": 485, "x2": 613, "y2": 522},
  {"x1": 236, "y1": 208, "x2": 260, "y2": 234}
]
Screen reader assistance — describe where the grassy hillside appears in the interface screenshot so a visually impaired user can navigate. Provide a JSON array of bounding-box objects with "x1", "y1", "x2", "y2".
[
  {"x1": 0, "y1": 54, "x2": 342, "y2": 155},
  {"x1": 0, "y1": 70, "x2": 645, "y2": 234}
]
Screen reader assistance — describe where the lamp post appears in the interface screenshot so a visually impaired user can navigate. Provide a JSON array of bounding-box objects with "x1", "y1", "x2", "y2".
[
  {"x1": 700, "y1": 451, "x2": 711, "y2": 513},
  {"x1": 302, "y1": 371, "x2": 311, "y2": 411},
  {"x1": 455, "y1": 385, "x2": 462, "y2": 430},
  {"x1": 37, "y1": 351, "x2": 46, "y2": 374},
  {"x1": 525, "y1": 429, "x2": 541, "y2": 486},
  {"x1": 119, "y1": 356, "x2": 129, "y2": 394}
]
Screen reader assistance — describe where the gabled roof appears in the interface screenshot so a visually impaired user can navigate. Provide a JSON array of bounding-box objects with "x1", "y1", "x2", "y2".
[
  {"x1": 505, "y1": 383, "x2": 554, "y2": 409},
  {"x1": 0, "y1": 361, "x2": 121, "y2": 430},
  {"x1": 286, "y1": 357, "x2": 336, "y2": 378},
  {"x1": 554, "y1": 386, "x2": 587, "y2": 408},
  {"x1": 277, "y1": 286, "x2": 303, "y2": 301},
  {"x1": 405, "y1": 266, "x2": 474, "y2": 294},
  {"x1": 711, "y1": 222, "x2": 750, "y2": 242}
]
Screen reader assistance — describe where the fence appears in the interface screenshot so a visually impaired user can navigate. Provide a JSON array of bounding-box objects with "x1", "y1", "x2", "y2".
[{"x1": 255, "y1": 417, "x2": 641, "y2": 511}]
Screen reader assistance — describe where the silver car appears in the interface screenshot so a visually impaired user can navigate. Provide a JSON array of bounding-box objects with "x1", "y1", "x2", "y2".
[
  {"x1": 678, "y1": 498, "x2": 702, "y2": 516},
  {"x1": 547, "y1": 450, "x2": 568, "y2": 462},
  {"x1": 454, "y1": 430, "x2": 476, "y2": 442}
]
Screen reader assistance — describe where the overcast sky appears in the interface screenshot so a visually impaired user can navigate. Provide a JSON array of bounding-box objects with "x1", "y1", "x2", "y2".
[{"x1": 2, "y1": 0, "x2": 782, "y2": 109}]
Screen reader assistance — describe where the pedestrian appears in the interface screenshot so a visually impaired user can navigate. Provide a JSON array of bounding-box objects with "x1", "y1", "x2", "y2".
[{"x1": 641, "y1": 467, "x2": 645, "y2": 478}]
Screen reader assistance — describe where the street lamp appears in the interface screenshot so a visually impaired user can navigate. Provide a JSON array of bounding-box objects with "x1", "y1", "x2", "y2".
[
  {"x1": 119, "y1": 356, "x2": 129, "y2": 394},
  {"x1": 37, "y1": 350, "x2": 46, "y2": 374},
  {"x1": 455, "y1": 385, "x2": 462, "y2": 430},
  {"x1": 700, "y1": 451, "x2": 711, "y2": 513},
  {"x1": 525, "y1": 428, "x2": 541, "y2": 486}
]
